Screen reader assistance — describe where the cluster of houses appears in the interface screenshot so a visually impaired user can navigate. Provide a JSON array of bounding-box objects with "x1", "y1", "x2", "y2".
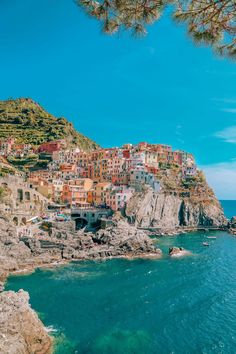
[
  {"x1": 0, "y1": 137, "x2": 34, "y2": 158},
  {"x1": 0, "y1": 138, "x2": 66, "y2": 158},
  {"x1": 0, "y1": 138, "x2": 197, "y2": 211}
]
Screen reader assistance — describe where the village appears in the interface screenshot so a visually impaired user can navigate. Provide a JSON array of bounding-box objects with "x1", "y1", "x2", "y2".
[{"x1": 0, "y1": 137, "x2": 198, "y2": 232}]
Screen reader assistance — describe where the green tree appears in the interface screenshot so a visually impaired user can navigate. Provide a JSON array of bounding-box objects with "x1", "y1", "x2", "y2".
[
  {"x1": 77, "y1": 0, "x2": 236, "y2": 58},
  {"x1": 0, "y1": 186, "x2": 6, "y2": 201}
]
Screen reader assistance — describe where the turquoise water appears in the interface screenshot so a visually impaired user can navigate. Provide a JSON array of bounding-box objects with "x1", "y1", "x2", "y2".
[
  {"x1": 220, "y1": 200, "x2": 236, "y2": 219},
  {"x1": 6, "y1": 230, "x2": 236, "y2": 354}
]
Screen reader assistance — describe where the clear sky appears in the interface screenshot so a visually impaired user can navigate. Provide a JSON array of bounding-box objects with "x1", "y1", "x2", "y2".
[{"x1": 0, "y1": 0, "x2": 236, "y2": 199}]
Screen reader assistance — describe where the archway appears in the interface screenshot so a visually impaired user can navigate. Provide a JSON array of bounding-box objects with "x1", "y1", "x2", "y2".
[
  {"x1": 13, "y1": 216, "x2": 18, "y2": 226},
  {"x1": 75, "y1": 218, "x2": 88, "y2": 230}
]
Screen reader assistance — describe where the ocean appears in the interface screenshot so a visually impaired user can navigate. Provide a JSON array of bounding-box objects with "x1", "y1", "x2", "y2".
[
  {"x1": 220, "y1": 200, "x2": 236, "y2": 220},
  {"x1": 5, "y1": 200, "x2": 236, "y2": 354}
]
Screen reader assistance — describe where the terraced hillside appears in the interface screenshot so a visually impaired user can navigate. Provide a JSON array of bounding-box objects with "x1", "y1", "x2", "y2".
[{"x1": 0, "y1": 98, "x2": 98, "y2": 150}]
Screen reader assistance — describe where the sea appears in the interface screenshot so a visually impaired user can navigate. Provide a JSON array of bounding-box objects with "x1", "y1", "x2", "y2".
[{"x1": 5, "y1": 200, "x2": 236, "y2": 354}]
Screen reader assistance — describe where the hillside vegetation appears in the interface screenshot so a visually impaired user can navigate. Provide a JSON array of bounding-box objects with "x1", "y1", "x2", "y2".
[{"x1": 0, "y1": 98, "x2": 98, "y2": 150}]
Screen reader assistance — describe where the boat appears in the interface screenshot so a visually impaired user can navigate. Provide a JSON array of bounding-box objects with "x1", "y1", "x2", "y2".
[
  {"x1": 207, "y1": 236, "x2": 216, "y2": 239},
  {"x1": 203, "y1": 242, "x2": 210, "y2": 246}
]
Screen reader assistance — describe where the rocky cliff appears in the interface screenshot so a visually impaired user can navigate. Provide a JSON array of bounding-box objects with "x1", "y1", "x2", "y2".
[
  {"x1": 125, "y1": 166, "x2": 227, "y2": 230},
  {"x1": 0, "y1": 215, "x2": 162, "y2": 290},
  {"x1": 0, "y1": 211, "x2": 162, "y2": 353},
  {"x1": 0, "y1": 172, "x2": 163, "y2": 288},
  {"x1": 126, "y1": 185, "x2": 226, "y2": 229},
  {"x1": 0, "y1": 290, "x2": 52, "y2": 354}
]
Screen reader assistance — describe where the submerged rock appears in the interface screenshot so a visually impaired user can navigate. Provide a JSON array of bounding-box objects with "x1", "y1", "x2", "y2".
[
  {"x1": 0, "y1": 290, "x2": 52, "y2": 354},
  {"x1": 91, "y1": 329, "x2": 151, "y2": 354}
]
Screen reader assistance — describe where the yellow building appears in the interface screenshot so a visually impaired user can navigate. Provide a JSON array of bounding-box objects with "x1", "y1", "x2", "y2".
[
  {"x1": 93, "y1": 182, "x2": 111, "y2": 205},
  {"x1": 37, "y1": 184, "x2": 54, "y2": 200}
]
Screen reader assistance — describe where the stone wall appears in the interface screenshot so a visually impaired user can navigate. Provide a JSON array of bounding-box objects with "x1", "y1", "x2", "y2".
[{"x1": 0, "y1": 176, "x2": 49, "y2": 226}]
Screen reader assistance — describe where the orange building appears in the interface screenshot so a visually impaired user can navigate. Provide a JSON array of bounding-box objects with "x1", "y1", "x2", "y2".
[
  {"x1": 93, "y1": 182, "x2": 111, "y2": 205},
  {"x1": 62, "y1": 179, "x2": 93, "y2": 207}
]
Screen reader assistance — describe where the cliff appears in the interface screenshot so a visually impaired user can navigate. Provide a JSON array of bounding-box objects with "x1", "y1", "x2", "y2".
[
  {"x1": 0, "y1": 290, "x2": 52, "y2": 354},
  {"x1": 0, "y1": 215, "x2": 162, "y2": 290},
  {"x1": 126, "y1": 171, "x2": 226, "y2": 229},
  {"x1": 0, "y1": 204, "x2": 163, "y2": 352},
  {"x1": 0, "y1": 98, "x2": 98, "y2": 150}
]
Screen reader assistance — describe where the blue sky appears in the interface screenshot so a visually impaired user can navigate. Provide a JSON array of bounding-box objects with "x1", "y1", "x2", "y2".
[{"x1": 0, "y1": 0, "x2": 236, "y2": 198}]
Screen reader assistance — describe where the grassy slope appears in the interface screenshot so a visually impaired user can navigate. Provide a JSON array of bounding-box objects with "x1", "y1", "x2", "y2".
[{"x1": 0, "y1": 98, "x2": 98, "y2": 150}]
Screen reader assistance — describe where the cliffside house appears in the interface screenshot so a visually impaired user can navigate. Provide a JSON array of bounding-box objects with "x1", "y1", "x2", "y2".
[
  {"x1": 0, "y1": 137, "x2": 15, "y2": 156},
  {"x1": 93, "y1": 182, "x2": 112, "y2": 205},
  {"x1": 62, "y1": 179, "x2": 93, "y2": 207},
  {"x1": 38, "y1": 140, "x2": 66, "y2": 154}
]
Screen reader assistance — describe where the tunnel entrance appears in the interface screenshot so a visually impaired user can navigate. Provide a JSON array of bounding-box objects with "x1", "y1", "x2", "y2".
[{"x1": 75, "y1": 218, "x2": 88, "y2": 230}]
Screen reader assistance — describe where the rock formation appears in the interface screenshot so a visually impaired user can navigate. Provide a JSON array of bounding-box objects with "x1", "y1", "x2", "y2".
[
  {"x1": 126, "y1": 187, "x2": 226, "y2": 230},
  {"x1": 0, "y1": 216, "x2": 162, "y2": 289},
  {"x1": 230, "y1": 216, "x2": 236, "y2": 229},
  {"x1": 228, "y1": 216, "x2": 236, "y2": 235},
  {"x1": 169, "y1": 246, "x2": 192, "y2": 257},
  {"x1": 0, "y1": 167, "x2": 227, "y2": 353},
  {"x1": 0, "y1": 290, "x2": 52, "y2": 354},
  {"x1": 0, "y1": 213, "x2": 163, "y2": 353},
  {"x1": 42, "y1": 218, "x2": 162, "y2": 260}
]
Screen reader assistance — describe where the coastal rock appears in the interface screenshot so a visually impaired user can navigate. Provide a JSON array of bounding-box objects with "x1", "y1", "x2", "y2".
[
  {"x1": 181, "y1": 199, "x2": 226, "y2": 227},
  {"x1": 227, "y1": 216, "x2": 236, "y2": 235},
  {"x1": 169, "y1": 247, "x2": 191, "y2": 257},
  {"x1": 0, "y1": 200, "x2": 162, "y2": 353},
  {"x1": 91, "y1": 219, "x2": 162, "y2": 258},
  {"x1": 229, "y1": 216, "x2": 236, "y2": 229},
  {"x1": 0, "y1": 290, "x2": 52, "y2": 354},
  {"x1": 126, "y1": 189, "x2": 226, "y2": 230},
  {"x1": 47, "y1": 219, "x2": 162, "y2": 259}
]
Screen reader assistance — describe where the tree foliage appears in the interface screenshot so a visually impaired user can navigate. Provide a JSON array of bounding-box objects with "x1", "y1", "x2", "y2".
[
  {"x1": 77, "y1": 0, "x2": 236, "y2": 58},
  {"x1": 0, "y1": 98, "x2": 99, "y2": 150}
]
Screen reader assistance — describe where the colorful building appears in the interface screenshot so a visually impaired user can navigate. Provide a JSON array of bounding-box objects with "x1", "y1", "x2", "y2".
[
  {"x1": 38, "y1": 140, "x2": 66, "y2": 154},
  {"x1": 93, "y1": 182, "x2": 112, "y2": 205}
]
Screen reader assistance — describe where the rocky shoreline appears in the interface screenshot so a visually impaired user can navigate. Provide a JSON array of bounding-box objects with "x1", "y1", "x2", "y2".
[
  {"x1": 0, "y1": 290, "x2": 52, "y2": 354},
  {"x1": 0, "y1": 216, "x2": 164, "y2": 354},
  {"x1": 0, "y1": 218, "x2": 163, "y2": 289},
  {"x1": 0, "y1": 192, "x2": 230, "y2": 354},
  {"x1": 126, "y1": 188, "x2": 227, "y2": 229}
]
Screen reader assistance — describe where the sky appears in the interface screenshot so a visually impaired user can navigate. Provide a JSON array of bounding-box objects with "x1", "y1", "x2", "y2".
[{"x1": 0, "y1": 0, "x2": 236, "y2": 199}]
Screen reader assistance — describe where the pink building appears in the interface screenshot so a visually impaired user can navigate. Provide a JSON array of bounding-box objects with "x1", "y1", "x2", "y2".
[{"x1": 104, "y1": 186, "x2": 134, "y2": 211}]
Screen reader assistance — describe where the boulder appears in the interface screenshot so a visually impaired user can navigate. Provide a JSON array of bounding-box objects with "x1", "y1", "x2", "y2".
[
  {"x1": 169, "y1": 246, "x2": 191, "y2": 257},
  {"x1": 230, "y1": 216, "x2": 236, "y2": 229},
  {"x1": 0, "y1": 290, "x2": 52, "y2": 354}
]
